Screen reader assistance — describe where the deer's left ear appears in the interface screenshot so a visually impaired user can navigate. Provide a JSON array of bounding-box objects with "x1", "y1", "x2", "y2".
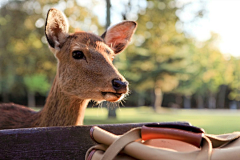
[{"x1": 101, "y1": 21, "x2": 137, "y2": 54}]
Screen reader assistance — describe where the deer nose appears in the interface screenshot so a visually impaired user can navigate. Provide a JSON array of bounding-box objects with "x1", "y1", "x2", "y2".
[{"x1": 112, "y1": 79, "x2": 128, "y2": 93}]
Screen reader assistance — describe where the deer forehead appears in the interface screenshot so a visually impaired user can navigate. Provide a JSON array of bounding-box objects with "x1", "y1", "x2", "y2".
[{"x1": 69, "y1": 32, "x2": 113, "y2": 55}]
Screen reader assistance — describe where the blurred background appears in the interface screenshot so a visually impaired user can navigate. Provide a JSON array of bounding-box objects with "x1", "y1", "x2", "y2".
[{"x1": 1, "y1": 0, "x2": 240, "y2": 133}]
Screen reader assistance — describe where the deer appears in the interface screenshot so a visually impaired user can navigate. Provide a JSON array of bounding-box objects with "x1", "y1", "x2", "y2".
[{"x1": 0, "y1": 8, "x2": 137, "y2": 130}]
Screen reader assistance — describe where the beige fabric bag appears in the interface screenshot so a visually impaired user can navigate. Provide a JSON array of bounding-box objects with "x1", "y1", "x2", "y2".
[{"x1": 85, "y1": 122, "x2": 240, "y2": 160}]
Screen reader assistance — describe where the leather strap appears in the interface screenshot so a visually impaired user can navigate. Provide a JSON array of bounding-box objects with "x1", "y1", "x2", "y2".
[
  {"x1": 88, "y1": 123, "x2": 210, "y2": 160},
  {"x1": 87, "y1": 124, "x2": 240, "y2": 160},
  {"x1": 100, "y1": 127, "x2": 141, "y2": 160},
  {"x1": 141, "y1": 126, "x2": 203, "y2": 147},
  {"x1": 96, "y1": 127, "x2": 210, "y2": 160},
  {"x1": 88, "y1": 125, "x2": 212, "y2": 160}
]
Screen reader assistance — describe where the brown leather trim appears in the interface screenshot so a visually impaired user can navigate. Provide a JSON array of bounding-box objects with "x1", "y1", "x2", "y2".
[
  {"x1": 145, "y1": 122, "x2": 205, "y2": 133},
  {"x1": 90, "y1": 126, "x2": 97, "y2": 143},
  {"x1": 86, "y1": 149, "x2": 97, "y2": 160},
  {"x1": 141, "y1": 126, "x2": 203, "y2": 148}
]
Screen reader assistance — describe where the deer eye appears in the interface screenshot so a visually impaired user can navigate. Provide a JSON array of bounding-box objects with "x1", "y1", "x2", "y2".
[{"x1": 72, "y1": 51, "x2": 85, "y2": 60}]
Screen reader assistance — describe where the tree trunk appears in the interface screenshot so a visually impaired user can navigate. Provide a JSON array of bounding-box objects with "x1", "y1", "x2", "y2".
[
  {"x1": 197, "y1": 95, "x2": 204, "y2": 109},
  {"x1": 175, "y1": 94, "x2": 182, "y2": 108},
  {"x1": 217, "y1": 85, "x2": 227, "y2": 109},
  {"x1": 105, "y1": 0, "x2": 116, "y2": 119},
  {"x1": 154, "y1": 87, "x2": 163, "y2": 112},
  {"x1": 138, "y1": 93, "x2": 145, "y2": 106},
  {"x1": 106, "y1": 0, "x2": 111, "y2": 29},
  {"x1": 183, "y1": 95, "x2": 191, "y2": 109},
  {"x1": 2, "y1": 91, "x2": 10, "y2": 103},
  {"x1": 108, "y1": 107, "x2": 117, "y2": 118},
  {"x1": 229, "y1": 101, "x2": 237, "y2": 110},
  {"x1": 28, "y1": 91, "x2": 36, "y2": 108},
  {"x1": 208, "y1": 92, "x2": 216, "y2": 109}
]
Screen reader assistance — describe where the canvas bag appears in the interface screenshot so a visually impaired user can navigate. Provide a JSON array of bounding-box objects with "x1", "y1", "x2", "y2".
[{"x1": 85, "y1": 122, "x2": 240, "y2": 160}]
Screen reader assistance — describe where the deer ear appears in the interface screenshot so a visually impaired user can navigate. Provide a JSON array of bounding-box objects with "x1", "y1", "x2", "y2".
[
  {"x1": 45, "y1": 8, "x2": 69, "y2": 50},
  {"x1": 101, "y1": 21, "x2": 137, "y2": 54}
]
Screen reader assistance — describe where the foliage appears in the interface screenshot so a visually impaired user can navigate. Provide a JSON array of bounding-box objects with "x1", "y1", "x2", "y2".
[
  {"x1": 228, "y1": 57, "x2": 240, "y2": 101},
  {"x1": 0, "y1": 0, "x2": 103, "y2": 104},
  {"x1": 115, "y1": 0, "x2": 240, "y2": 107},
  {"x1": 115, "y1": 0, "x2": 202, "y2": 109},
  {"x1": 1, "y1": 0, "x2": 240, "y2": 108},
  {"x1": 120, "y1": 0, "x2": 186, "y2": 91},
  {"x1": 23, "y1": 74, "x2": 50, "y2": 95},
  {"x1": 0, "y1": 1, "x2": 56, "y2": 98},
  {"x1": 176, "y1": 33, "x2": 233, "y2": 96}
]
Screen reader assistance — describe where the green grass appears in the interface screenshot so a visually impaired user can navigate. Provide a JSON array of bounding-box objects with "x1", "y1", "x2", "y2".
[{"x1": 84, "y1": 107, "x2": 240, "y2": 134}]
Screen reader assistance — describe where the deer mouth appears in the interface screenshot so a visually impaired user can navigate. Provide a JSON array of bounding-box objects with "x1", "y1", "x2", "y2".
[{"x1": 101, "y1": 92, "x2": 124, "y2": 102}]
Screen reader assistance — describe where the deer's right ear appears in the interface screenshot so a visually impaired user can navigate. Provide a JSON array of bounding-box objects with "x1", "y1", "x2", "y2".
[{"x1": 45, "y1": 8, "x2": 69, "y2": 50}]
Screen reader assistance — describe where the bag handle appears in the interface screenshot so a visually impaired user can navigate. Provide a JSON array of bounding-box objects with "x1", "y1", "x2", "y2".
[
  {"x1": 88, "y1": 123, "x2": 211, "y2": 160},
  {"x1": 90, "y1": 122, "x2": 205, "y2": 148},
  {"x1": 89, "y1": 126, "x2": 142, "y2": 160},
  {"x1": 142, "y1": 123, "x2": 205, "y2": 148}
]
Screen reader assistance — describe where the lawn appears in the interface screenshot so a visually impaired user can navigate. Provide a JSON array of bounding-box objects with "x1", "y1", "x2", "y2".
[{"x1": 84, "y1": 107, "x2": 240, "y2": 134}]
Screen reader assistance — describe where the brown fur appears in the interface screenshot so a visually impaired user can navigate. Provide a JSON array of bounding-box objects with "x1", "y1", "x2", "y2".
[{"x1": 0, "y1": 8, "x2": 137, "y2": 129}]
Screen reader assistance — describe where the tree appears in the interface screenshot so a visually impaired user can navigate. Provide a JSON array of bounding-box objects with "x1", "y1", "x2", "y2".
[
  {"x1": 176, "y1": 33, "x2": 234, "y2": 108},
  {"x1": 228, "y1": 57, "x2": 240, "y2": 102},
  {"x1": 24, "y1": 74, "x2": 50, "y2": 107},
  {"x1": 117, "y1": 0, "x2": 189, "y2": 111},
  {"x1": 0, "y1": 1, "x2": 56, "y2": 106},
  {"x1": 104, "y1": 0, "x2": 118, "y2": 118},
  {"x1": 0, "y1": 0, "x2": 103, "y2": 106}
]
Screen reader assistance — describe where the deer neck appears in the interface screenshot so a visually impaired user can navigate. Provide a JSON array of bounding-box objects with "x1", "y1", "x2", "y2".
[{"x1": 36, "y1": 78, "x2": 90, "y2": 127}]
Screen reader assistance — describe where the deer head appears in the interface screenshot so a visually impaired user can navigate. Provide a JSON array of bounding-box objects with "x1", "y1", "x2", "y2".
[{"x1": 45, "y1": 8, "x2": 137, "y2": 103}]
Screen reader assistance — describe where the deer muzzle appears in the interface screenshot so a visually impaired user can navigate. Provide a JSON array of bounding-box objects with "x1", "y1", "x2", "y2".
[
  {"x1": 112, "y1": 79, "x2": 128, "y2": 94},
  {"x1": 101, "y1": 79, "x2": 129, "y2": 102}
]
